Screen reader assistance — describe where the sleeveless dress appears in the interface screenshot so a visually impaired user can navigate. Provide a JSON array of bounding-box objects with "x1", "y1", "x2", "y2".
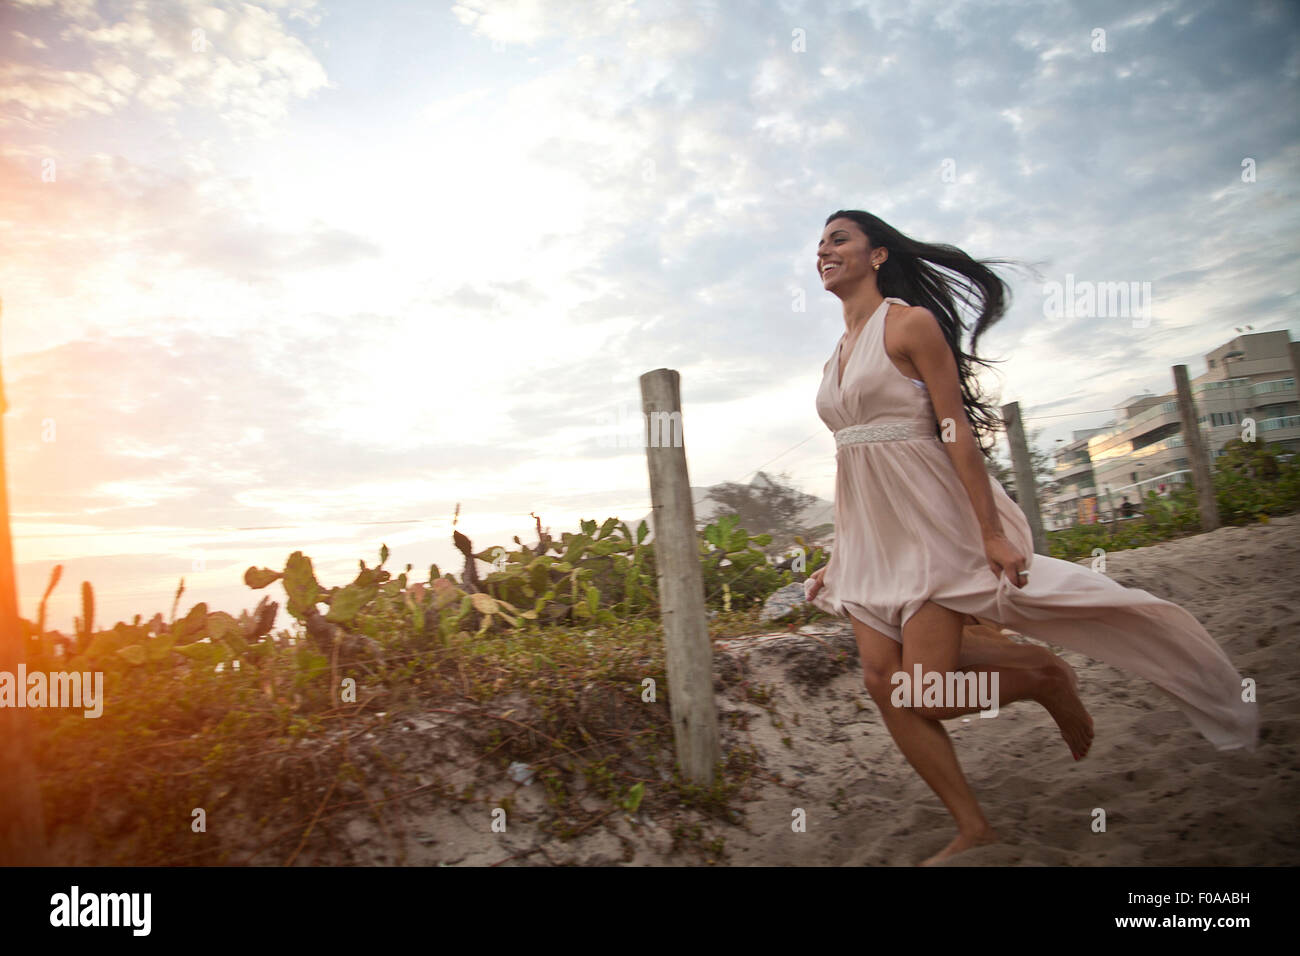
[{"x1": 808, "y1": 296, "x2": 1258, "y2": 752}]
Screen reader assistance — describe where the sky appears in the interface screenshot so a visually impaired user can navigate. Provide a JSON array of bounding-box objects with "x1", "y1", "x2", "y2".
[{"x1": 2, "y1": 0, "x2": 1297, "y2": 633}]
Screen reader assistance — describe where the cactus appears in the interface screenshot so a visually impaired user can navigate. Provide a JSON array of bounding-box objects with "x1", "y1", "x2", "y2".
[
  {"x1": 244, "y1": 597, "x2": 277, "y2": 641},
  {"x1": 19, "y1": 512, "x2": 798, "y2": 676},
  {"x1": 324, "y1": 581, "x2": 378, "y2": 625},
  {"x1": 244, "y1": 567, "x2": 284, "y2": 589},
  {"x1": 36, "y1": 563, "x2": 62, "y2": 637},
  {"x1": 283, "y1": 551, "x2": 321, "y2": 619},
  {"x1": 77, "y1": 580, "x2": 95, "y2": 650},
  {"x1": 171, "y1": 602, "x2": 209, "y2": 645},
  {"x1": 170, "y1": 577, "x2": 185, "y2": 626}
]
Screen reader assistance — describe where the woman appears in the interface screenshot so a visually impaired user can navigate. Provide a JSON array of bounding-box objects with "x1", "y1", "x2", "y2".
[{"x1": 803, "y1": 210, "x2": 1258, "y2": 865}]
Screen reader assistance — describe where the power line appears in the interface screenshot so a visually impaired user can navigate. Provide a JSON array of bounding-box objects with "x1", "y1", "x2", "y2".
[{"x1": 1020, "y1": 407, "x2": 1118, "y2": 421}]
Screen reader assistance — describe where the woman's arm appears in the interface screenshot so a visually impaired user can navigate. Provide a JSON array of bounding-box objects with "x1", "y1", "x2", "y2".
[
  {"x1": 893, "y1": 307, "x2": 1001, "y2": 533},
  {"x1": 892, "y1": 306, "x2": 1027, "y2": 586}
]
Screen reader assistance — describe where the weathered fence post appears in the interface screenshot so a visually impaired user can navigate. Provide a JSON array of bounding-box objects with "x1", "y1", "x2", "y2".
[
  {"x1": 639, "y1": 369, "x2": 720, "y2": 787},
  {"x1": 1172, "y1": 364, "x2": 1219, "y2": 532},
  {"x1": 0, "y1": 299, "x2": 49, "y2": 864},
  {"x1": 1000, "y1": 401, "x2": 1048, "y2": 555}
]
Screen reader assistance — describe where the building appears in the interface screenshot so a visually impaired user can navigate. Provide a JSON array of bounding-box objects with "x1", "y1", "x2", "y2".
[
  {"x1": 1044, "y1": 426, "x2": 1108, "y2": 530},
  {"x1": 1045, "y1": 329, "x2": 1298, "y2": 526}
]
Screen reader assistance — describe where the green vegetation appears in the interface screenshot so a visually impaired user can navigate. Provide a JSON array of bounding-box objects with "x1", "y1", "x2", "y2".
[
  {"x1": 20, "y1": 515, "x2": 819, "y2": 866},
  {"x1": 1047, "y1": 440, "x2": 1300, "y2": 561}
]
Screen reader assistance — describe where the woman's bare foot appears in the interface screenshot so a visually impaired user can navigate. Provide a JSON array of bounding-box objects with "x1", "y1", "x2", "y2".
[
  {"x1": 919, "y1": 824, "x2": 1000, "y2": 866},
  {"x1": 1036, "y1": 654, "x2": 1094, "y2": 760}
]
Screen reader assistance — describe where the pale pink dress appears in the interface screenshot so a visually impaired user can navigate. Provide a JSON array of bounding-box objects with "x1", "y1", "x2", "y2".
[{"x1": 808, "y1": 296, "x2": 1258, "y2": 752}]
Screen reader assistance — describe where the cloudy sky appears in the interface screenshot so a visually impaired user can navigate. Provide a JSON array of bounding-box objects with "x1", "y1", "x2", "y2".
[{"x1": 2, "y1": 0, "x2": 1297, "y2": 632}]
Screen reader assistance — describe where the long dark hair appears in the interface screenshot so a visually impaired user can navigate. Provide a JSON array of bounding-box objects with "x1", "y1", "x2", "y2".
[{"x1": 825, "y1": 210, "x2": 1027, "y2": 460}]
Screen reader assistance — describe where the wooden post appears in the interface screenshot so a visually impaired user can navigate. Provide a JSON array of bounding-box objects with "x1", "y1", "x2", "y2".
[
  {"x1": 0, "y1": 298, "x2": 50, "y2": 864},
  {"x1": 639, "y1": 369, "x2": 719, "y2": 787},
  {"x1": 1173, "y1": 364, "x2": 1219, "y2": 532},
  {"x1": 1000, "y1": 401, "x2": 1047, "y2": 555}
]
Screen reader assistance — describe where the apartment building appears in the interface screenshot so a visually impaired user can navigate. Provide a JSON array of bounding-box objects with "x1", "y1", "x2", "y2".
[
  {"x1": 1044, "y1": 427, "x2": 1109, "y2": 530},
  {"x1": 1046, "y1": 329, "x2": 1298, "y2": 526}
]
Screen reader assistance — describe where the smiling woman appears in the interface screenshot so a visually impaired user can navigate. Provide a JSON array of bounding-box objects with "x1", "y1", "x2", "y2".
[
  {"x1": 803, "y1": 209, "x2": 1259, "y2": 866},
  {"x1": 815, "y1": 210, "x2": 1021, "y2": 458}
]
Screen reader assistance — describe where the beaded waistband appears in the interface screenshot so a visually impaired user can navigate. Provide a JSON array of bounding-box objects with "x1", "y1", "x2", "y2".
[{"x1": 834, "y1": 422, "x2": 932, "y2": 447}]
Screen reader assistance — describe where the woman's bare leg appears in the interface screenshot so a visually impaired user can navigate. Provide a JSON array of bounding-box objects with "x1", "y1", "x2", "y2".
[
  {"x1": 953, "y1": 614, "x2": 1094, "y2": 760},
  {"x1": 850, "y1": 604, "x2": 1092, "y2": 865}
]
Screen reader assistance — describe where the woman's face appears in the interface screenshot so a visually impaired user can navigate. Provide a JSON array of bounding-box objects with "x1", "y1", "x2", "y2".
[{"x1": 817, "y1": 218, "x2": 874, "y2": 290}]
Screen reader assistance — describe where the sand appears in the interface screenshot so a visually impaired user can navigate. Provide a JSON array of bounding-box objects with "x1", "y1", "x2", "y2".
[{"x1": 289, "y1": 513, "x2": 1300, "y2": 866}]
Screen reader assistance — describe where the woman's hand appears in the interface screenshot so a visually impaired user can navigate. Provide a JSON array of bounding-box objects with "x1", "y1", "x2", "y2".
[
  {"x1": 805, "y1": 564, "x2": 829, "y2": 601},
  {"x1": 984, "y1": 532, "x2": 1028, "y2": 588}
]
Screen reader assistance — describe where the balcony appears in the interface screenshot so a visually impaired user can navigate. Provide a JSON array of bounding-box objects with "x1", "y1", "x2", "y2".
[
  {"x1": 1089, "y1": 378, "x2": 1296, "y2": 455},
  {"x1": 1197, "y1": 415, "x2": 1298, "y2": 433},
  {"x1": 1193, "y1": 377, "x2": 1251, "y2": 393},
  {"x1": 1252, "y1": 377, "x2": 1296, "y2": 396},
  {"x1": 1260, "y1": 415, "x2": 1300, "y2": 432},
  {"x1": 1090, "y1": 401, "x2": 1179, "y2": 447},
  {"x1": 1053, "y1": 459, "x2": 1094, "y2": 481}
]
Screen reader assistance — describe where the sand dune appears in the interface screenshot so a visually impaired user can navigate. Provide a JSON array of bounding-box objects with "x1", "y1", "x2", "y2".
[{"x1": 710, "y1": 513, "x2": 1298, "y2": 866}]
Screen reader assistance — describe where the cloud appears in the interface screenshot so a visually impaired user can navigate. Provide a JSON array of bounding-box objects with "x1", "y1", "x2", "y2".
[
  {"x1": 0, "y1": 0, "x2": 328, "y2": 132},
  {"x1": 4, "y1": 328, "x2": 530, "y2": 533},
  {"x1": 450, "y1": 0, "x2": 638, "y2": 46},
  {"x1": 0, "y1": 146, "x2": 386, "y2": 362}
]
